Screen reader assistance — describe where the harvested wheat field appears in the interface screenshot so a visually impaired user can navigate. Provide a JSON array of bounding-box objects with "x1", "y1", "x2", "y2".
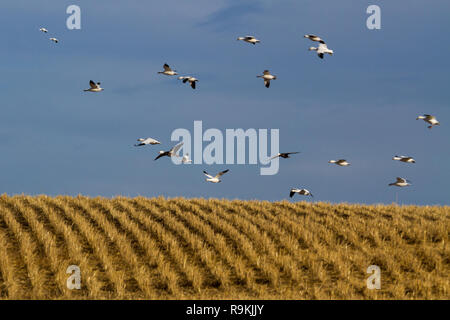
[{"x1": 0, "y1": 194, "x2": 448, "y2": 300}]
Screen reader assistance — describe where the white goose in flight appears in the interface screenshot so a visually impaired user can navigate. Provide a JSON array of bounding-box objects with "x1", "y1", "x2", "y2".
[
  {"x1": 237, "y1": 35, "x2": 260, "y2": 45},
  {"x1": 290, "y1": 188, "x2": 313, "y2": 198},
  {"x1": 203, "y1": 169, "x2": 229, "y2": 183},
  {"x1": 416, "y1": 114, "x2": 440, "y2": 129},
  {"x1": 49, "y1": 37, "x2": 59, "y2": 43},
  {"x1": 257, "y1": 70, "x2": 277, "y2": 88},
  {"x1": 304, "y1": 34, "x2": 324, "y2": 43},
  {"x1": 84, "y1": 80, "x2": 104, "y2": 92},
  {"x1": 39, "y1": 27, "x2": 48, "y2": 33},
  {"x1": 154, "y1": 142, "x2": 184, "y2": 161},
  {"x1": 134, "y1": 137, "x2": 161, "y2": 147},
  {"x1": 389, "y1": 177, "x2": 411, "y2": 187},
  {"x1": 178, "y1": 76, "x2": 198, "y2": 89},
  {"x1": 392, "y1": 156, "x2": 415, "y2": 163},
  {"x1": 309, "y1": 42, "x2": 333, "y2": 59},
  {"x1": 329, "y1": 159, "x2": 350, "y2": 166},
  {"x1": 158, "y1": 64, "x2": 178, "y2": 76}
]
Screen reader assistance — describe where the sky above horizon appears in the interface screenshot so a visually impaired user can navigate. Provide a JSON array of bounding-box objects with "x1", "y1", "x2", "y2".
[{"x1": 1, "y1": 0, "x2": 449, "y2": 205}]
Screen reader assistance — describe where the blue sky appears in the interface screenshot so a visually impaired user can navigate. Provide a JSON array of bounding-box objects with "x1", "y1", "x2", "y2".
[{"x1": 1, "y1": 0, "x2": 449, "y2": 205}]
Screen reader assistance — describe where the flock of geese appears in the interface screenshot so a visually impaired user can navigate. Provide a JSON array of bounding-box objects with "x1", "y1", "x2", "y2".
[{"x1": 38, "y1": 26, "x2": 441, "y2": 200}]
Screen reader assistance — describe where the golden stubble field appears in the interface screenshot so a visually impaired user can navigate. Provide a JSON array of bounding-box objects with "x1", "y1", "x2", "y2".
[{"x1": 0, "y1": 195, "x2": 448, "y2": 299}]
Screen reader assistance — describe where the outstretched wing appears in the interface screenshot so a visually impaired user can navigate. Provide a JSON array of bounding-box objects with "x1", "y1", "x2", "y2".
[
  {"x1": 286, "y1": 152, "x2": 300, "y2": 155},
  {"x1": 203, "y1": 171, "x2": 214, "y2": 179},
  {"x1": 289, "y1": 190, "x2": 295, "y2": 198},
  {"x1": 163, "y1": 63, "x2": 172, "y2": 71},
  {"x1": 149, "y1": 138, "x2": 161, "y2": 144},
  {"x1": 263, "y1": 70, "x2": 270, "y2": 75},
  {"x1": 171, "y1": 142, "x2": 184, "y2": 155},
  {"x1": 269, "y1": 154, "x2": 280, "y2": 160},
  {"x1": 264, "y1": 80, "x2": 270, "y2": 88},
  {"x1": 396, "y1": 177, "x2": 406, "y2": 183},
  {"x1": 318, "y1": 53, "x2": 324, "y2": 59},
  {"x1": 191, "y1": 81, "x2": 196, "y2": 89},
  {"x1": 216, "y1": 169, "x2": 229, "y2": 178},
  {"x1": 89, "y1": 80, "x2": 98, "y2": 89}
]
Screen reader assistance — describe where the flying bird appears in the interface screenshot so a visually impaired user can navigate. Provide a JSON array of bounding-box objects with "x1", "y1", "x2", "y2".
[
  {"x1": 84, "y1": 80, "x2": 104, "y2": 92},
  {"x1": 416, "y1": 114, "x2": 440, "y2": 129},
  {"x1": 269, "y1": 152, "x2": 300, "y2": 160},
  {"x1": 181, "y1": 153, "x2": 192, "y2": 164},
  {"x1": 134, "y1": 137, "x2": 161, "y2": 146},
  {"x1": 257, "y1": 70, "x2": 277, "y2": 88},
  {"x1": 290, "y1": 188, "x2": 313, "y2": 198},
  {"x1": 329, "y1": 159, "x2": 350, "y2": 166},
  {"x1": 389, "y1": 177, "x2": 411, "y2": 187},
  {"x1": 392, "y1": 156, "x2": 415, "y2": 163},
  {"x1": 178, "y1": 76, "x2": 198, "y2": 89},
  {"x1": 203, "y1": 169, "x2": 229, "y2": 183},
  {"x1": 158, "y1": 63, "x2": 178, "y2": 76},
  {"x1": 154, "y1": 142, "x2": 184, "y2": 161},
  {"x1": 237, "y1": 35, "x2": 260, "y2": 45},
  {"x1": 39, "y1": 27, "x2": 48, "y2": 33},
  {"x1": 309, "y1": 42, "x2": 333, "y2": 59},
  {"x1": 49, "y1": 37, "x2": 59, "y2": 43},
  {"x1": 303, "y1": 34, "x2": 324, "y2": 43}
]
